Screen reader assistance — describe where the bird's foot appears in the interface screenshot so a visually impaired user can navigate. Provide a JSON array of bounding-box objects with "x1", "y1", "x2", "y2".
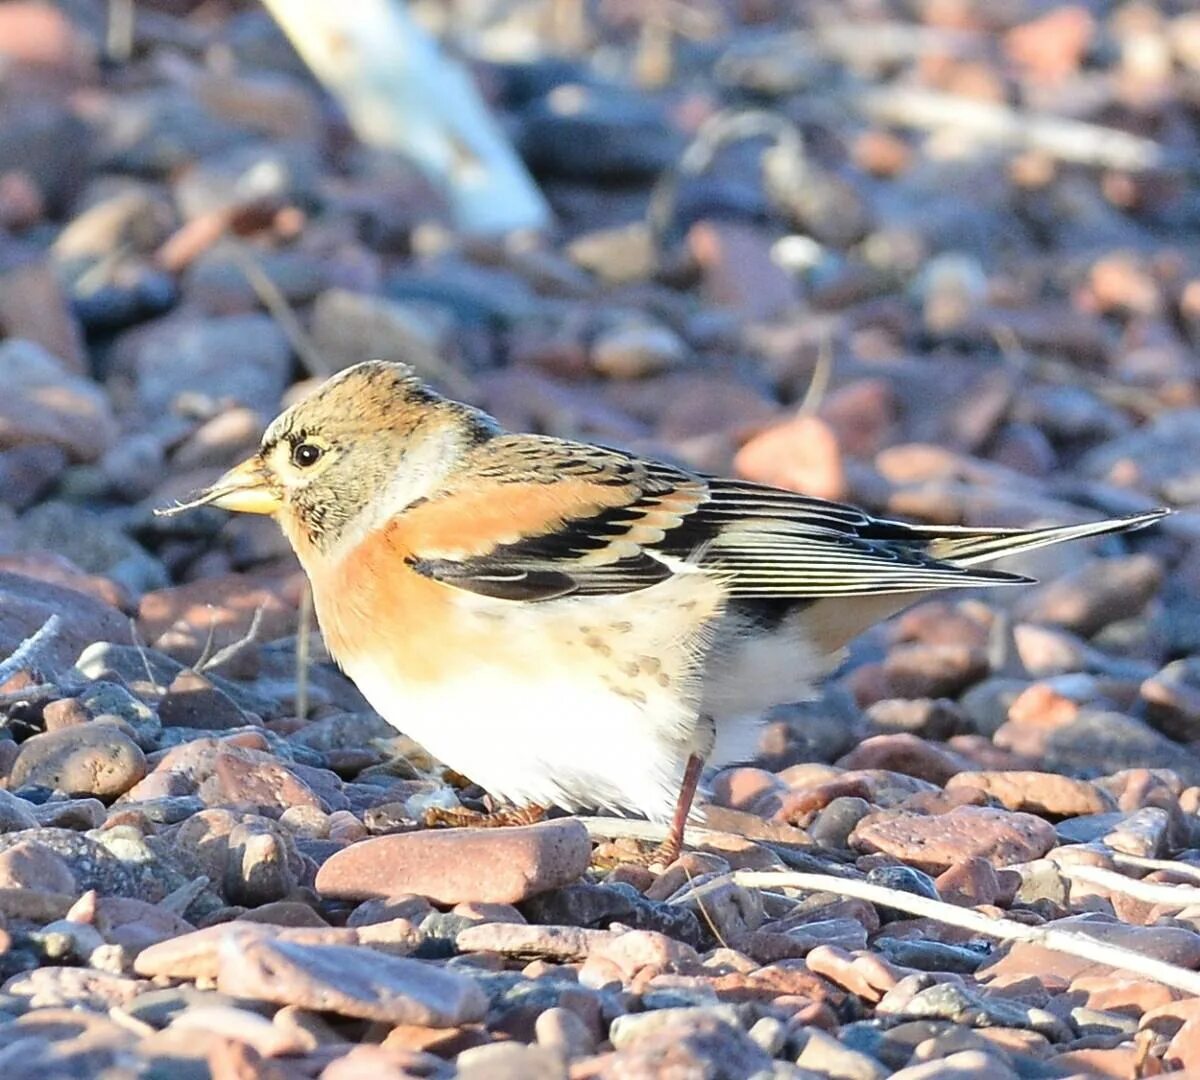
[{"x1": 422, "y1": 804, "x2": 547, "y2": 829}]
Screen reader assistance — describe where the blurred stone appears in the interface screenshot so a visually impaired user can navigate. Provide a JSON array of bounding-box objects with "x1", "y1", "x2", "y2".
[
  {"x1": 0, "y1": 251, "x2": 86, "y2": 371},
  {"x1": 884, "y1": 644, "x2": 989, "y2": 700},
  {"x1": 137, "y1": 574, "x2": 297, "y2": 665},
  {"x1": 945, "y1": 771, "x2": 1113, "y2": 818},
  {"x1": 590, "y1": 321, "x2": 686, "y2": 379},
  {"x1": 734, "y1": 413, "x2": 846, "y2": 501},
  {"x1": 519, "y1": 85, "x2": 683, "y2": 181},
  {"x1": 111, "y1": 312, "x2": 291, "y2": 415},
  {"x1": 0, "y1": 571, "x2": 131, "y2": 675},
  {"x1": 687, "y1": 220, "x2": 797, "y2": 320},
  {"x1": 310, "y1": 287, "x2": 454, "y2": 378},
  {"x1": 0, "y1": 340, "x2": 115, "y2": 462},
  {"x1": 1015, "y1": 555, "x2": 1163, "y2": 637}
]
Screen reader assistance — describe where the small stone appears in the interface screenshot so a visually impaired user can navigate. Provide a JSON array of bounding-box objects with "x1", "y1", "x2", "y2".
[
  {"x1": 9, "y1": 726, "x2": 146, "y2": 800},
  {"x1": 158, "y1": 669, "x2": 249, "y2": 730},
  {"x1": 1015, "y1": 555, "x2": 1163, "y2": 637},
  {"x1": 734, "y1": 413, "x2": 847, "y2": 503},
  {"x1": 590, "y1": 322, "x2": 686, "y2": 379},
  {"x1": 456, "y1": 1042, "x2": 566, "y2": 1079},
  {"x1": 0, "y1": 339, "x2": 116, "y2": 462},
  {"x1": 137, "y1": 574, "x2": 296, "y2": 667},
  {"x1": 796, "y1": 1028, "x2": 889, "y2": 1080},
  {"x1": 837, "y1": 734, "x2": 969, "y2": 786},
  {"x1": 1103, "y1": 806, "x2": 1170, "y2": 858},
  {"x1": 216, "y1": 935, "x2": 487, "y2": 1025},
  {"x1": 850, "y1": 806, "x2": 1056, "y2": 873},
  {"x1": 456, "y1": 923, "x2": 606, "y2": 962},
  {"x1": 884, "y1": 644, "x2": 989, "y2": 699},
  {"x1": 224, "y1": 819, "x2": 298, "y2": 906},
  {"x1": 112, "y1": 312, "x2": 291, "y2": 415},
  {"x1": 315, "y1": 820, "x2": 590, "y2": 905},
  {"x1": 935, "y1": 858, "x2": 1019, "y2": 908},
  {"x1": 536, "y1": 1005, "x2": 595, "y2": 1059},
  {"x1": 0, "y1": 788, "x2": 38, "y2": 831},
  {"x1": 0, "y1": 839, "x2": 77, "y2": 893},
  {"x1": 945, "y1": 771, "x2": 1114, "y2": 818}
]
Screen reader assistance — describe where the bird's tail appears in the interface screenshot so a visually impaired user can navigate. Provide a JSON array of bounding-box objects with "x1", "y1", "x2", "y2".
[{"x1": 891, "y1": 508, "x2": 1170, "y2": 567}]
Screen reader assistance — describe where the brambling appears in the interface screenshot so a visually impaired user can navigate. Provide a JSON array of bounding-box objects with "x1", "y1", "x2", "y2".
[{"x1": 159, "y1": 360, "x2": 1167, "y2": 860}]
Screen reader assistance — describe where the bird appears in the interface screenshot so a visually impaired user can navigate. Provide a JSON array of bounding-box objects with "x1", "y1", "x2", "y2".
[{"x1": 158, "y1": 360, "x2": 1168, "y2": 862}]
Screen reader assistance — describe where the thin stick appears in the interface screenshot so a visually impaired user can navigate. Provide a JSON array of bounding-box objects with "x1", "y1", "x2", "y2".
[
  {"x1": 225, "y1": 245, "x2": 332, "y2": 378},
  {"x1": 672, "y1": 869, "x2": 1200, "y2": 996},
  {"x1": 860, "y1": 86, "x2": 1176, "y2": 173},
  {"x1": 1061, "y1": 863, "x2": 1200, "y2": 908},
  {"x1": 0, "y1": 615, "x2": 62, "y2": 687},
  {"x1": 294, "y1": 583, "x2": 313, "y2": 723},
  {"x1": 200, "y1": 605, "x2": 266, "y2": 674},
  {"x1": 1112, "y1": 852, "x2": 1200, "y2": 885},
  {"x1": 798, "y1": 331, "x2": 834, "y2": 416}
]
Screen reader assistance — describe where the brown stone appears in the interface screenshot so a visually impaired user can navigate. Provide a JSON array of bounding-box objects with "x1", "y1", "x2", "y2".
[
  {"x1": 850, "y1": 805, "x2": 1056, "y2": 873},
  {"x1": 9, "y1": 725, "x2": 146, "y2": 800},
  {"x1": 0, "y1": 840, "x2": 77, "y2": 894},
  {"x1": 734, "y1": 413, "x2": 847, "y2": 502},
  {"x1": 945, "y1": 771, "x2": 1114, "y2": 818},
  {"x1": 884, "y1": 643, "x2": 989, "y2": 699},
  {"x1": 315, "y1": 819, "x2": 590, "y2": 905},
  {"x1": 0, "y1": 340, "x2": 113, "y2": 461},
  {"x1": 137, "y1": 574, "x2": 297, "y2": 665},
  {"x1": 215, "y1": 935, "x2": 487, "y2": 1026},
  {"x1": 837, "y1": 733, "x2": 970, "y2": 785},
  {"x1": 456, "y1": 923, "x2": 606, "y2": 962}
]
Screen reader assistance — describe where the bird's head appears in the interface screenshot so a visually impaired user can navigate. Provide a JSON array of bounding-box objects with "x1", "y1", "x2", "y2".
[{"x1": 157, "y1": 360, "x2": 496, "y2": 557}]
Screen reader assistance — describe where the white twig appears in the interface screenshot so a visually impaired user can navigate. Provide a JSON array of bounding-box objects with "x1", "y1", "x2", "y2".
[
  {"x1": 0, "y1": 615, "x2": 62, "y2": 686},
  {"x1": 1112, "y1": 852, "x2": 1200, "y2": 884},
  {"x1": 200, "y1": 605, "x2": 266, "y2": 674},
  {"x1": 262, "y1": 0, "x2": 550, "y2": 235},
  {"x1": 860, "y1": 87, "x2": 1172, "y2": 172},
  {"x1": 1061, "y1": 863, "x2": 1200, "y2": 908},
  {"x1": 672, "y1": 869, "x2": 1200, "y2": 997}
]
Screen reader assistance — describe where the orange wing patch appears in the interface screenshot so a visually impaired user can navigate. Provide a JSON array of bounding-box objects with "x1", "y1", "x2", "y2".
[{"x1": 399, "y1": 479, "x2": 635, "y2": 559}]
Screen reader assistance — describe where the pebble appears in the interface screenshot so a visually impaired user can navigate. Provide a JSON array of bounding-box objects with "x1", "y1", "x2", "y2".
[
  {"x1": 945, "y1": 771, "x2": 1114, "y2": 818},
  {"x1": 9, "y1": 725, "x2": 146, "y2": 800},
  {"x1": 315, "y1": 820, "x2": 591, "y2": 905},
  {"x1": 0, "y1": 339, "x2": 115, "y2": 463},
  {"x1": 850, "y1": 806, "x2": 1057, "y2": 873},
  {"x1": 214, "y1": 934, "x2": 487, "y2": 1025}
]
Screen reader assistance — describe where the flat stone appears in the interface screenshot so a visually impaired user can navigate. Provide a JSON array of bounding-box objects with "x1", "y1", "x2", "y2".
[
  {"x1": 851, "y1": 805, "x2": 1057, "y2": 873},
  {"x1": 456, "y1": 923, "x2": 609, "y2": 961},
  {"x1": 316, "y1": 819, "x2": 590, "y2": 905},
  {"x1": 215, "y1": 934, "x2": 487, "y2": 1025},
  {"x1": 945, "y1": 771, "x2": 1113, "y2": 818}
]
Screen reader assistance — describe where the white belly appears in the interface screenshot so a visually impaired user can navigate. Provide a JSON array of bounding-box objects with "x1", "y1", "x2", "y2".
[{"x1": 348, "y1": 656, "x2": 694, "y2": 821}]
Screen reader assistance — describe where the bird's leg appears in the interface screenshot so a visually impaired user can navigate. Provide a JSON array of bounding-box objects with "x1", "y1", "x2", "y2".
[
  {"x1": 652, "y1": 752, "x2": 705, "y2": 866},
  {"x1": 422, "y1": 804, "x2": 547, "y2": 829}
]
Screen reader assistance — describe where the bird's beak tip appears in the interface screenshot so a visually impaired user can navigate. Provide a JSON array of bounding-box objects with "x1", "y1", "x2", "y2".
[{"x1": 153, "y1": 457, "x2": 281, "y2": 518}]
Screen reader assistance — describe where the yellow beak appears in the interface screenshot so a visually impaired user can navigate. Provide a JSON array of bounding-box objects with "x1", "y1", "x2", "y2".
[{"x1": 154, "y1": 456, "x2": 282, "y2": 518}]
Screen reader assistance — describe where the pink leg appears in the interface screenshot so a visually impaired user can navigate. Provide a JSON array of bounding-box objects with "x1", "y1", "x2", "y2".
[{"x1": 657, "y1": 753, "x2": 704, "y2": 865}]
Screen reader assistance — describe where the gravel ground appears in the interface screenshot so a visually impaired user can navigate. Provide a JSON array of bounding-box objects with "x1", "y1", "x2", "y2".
[{"x1": 1, "y1": 0, "x2": 1200, "y2": 1077}]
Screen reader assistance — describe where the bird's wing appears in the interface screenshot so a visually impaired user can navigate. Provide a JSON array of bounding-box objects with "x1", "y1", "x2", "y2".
[
  {"x1": 400, "y1": 436, "x2": 710, "y2": 601},
  {"x1": 402, "y1": 438, "x2": 1038, "y2": 603}
]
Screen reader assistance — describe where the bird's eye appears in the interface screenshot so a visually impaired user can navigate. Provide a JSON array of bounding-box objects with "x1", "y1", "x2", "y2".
[{"x1": 291, "y1": 442, "x2": 323, "y2": 468}]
